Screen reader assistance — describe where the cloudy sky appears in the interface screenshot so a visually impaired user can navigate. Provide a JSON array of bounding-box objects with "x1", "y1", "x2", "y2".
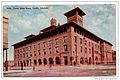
[{"x1": 3, "y1": 4, "x2": 116, "y2": 60}]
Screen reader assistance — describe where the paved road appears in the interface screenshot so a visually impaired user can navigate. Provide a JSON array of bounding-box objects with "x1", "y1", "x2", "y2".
[{"x1": 4, "y1": 65, "x2": 116, "y2": 77}]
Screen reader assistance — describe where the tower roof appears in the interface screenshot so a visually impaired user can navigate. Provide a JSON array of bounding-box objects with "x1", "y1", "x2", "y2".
[{"x1": 64, "y1": 7, "x2": 86, "y2": 17}]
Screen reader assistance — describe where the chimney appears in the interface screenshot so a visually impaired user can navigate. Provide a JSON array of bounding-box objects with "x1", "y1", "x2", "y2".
[{"x1": 50, "y1": 18, "x2": 57, "y2": 26}]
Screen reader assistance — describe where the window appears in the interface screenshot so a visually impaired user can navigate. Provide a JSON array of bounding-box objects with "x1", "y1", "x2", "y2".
[
  {"x1": 74, "y1": 36, "x2": 77, "y2": 43},
  {"x1": 48, "y1": 40, "x2": 52, "y2": 46},
  {"x1": 34, "y1": 59, "x2": 37, "y2": 65},
  {"x1": 89, "y1": 41, "x2": 91, "y2": 46},
  {"x1": 55, "y1": 38, "x2": 58, "y2": 45},
  {"x1": 56, "y1": 57, "x2": 60, "y2": 64},
  {"x1": 18, "y1": 50, "x2": 19, "y2": 53},
  {"x1": 80, "y1": 46, "x2": 82, "y2": 52},
  {"x1": 64, "y1": 45, "x2": 68, "y2": 51},
  {"x1": 89, "y1": 48, "x2": 91, "y2": 54},
  {"x1": 49, "y1": 58, "x2": 53, "y2": 64},
  {"x1": 34, "y1": 51, "x2": 36, "y2": 56},
  {"x1": 43, "y1": 58, "x2": 47, "y2": 65},
  {"x1": 43, "y1": 42, "x2": 46, "y2": 47},
  {"x1": 80, "y1": 38, "x2": 82, "y2": 44},
  {"x1": 33, "y1": 45, "x2": 36, "y2": 49},
  {"x1": 20, "y1": 49, "x2": 22, "y2": 53},
  {"x1": 38, "y1": 43, "x2": 40, "y2": 48},
  {"x1": 30, "y1": 52, "x2": 32, "y2": 57},
  {"x1": 49, "y1": 48, "x2": 52, "y2": 54},
  {"x1": 26, "y1": 53, "x2": 28, "y2": 57},
  {"x1": 43, "y1": 49, "x2": 46, "y2": 54},
  {"x1": 63, "y1": 36, "x2": 67, "y2": 43},
  {"x1": 80, "y1": 57, "x2": 84, "y2": 64},
  {"x1": 38, "y1": 59, "x2": 42, "y2": 65},
  {"x1": 85, "y1": 47, "x2": 87, "y2": 53},
  {"x1": 75, "y1": 45, "x2": 77, "y2": 52},
  {"x1": 56, "y1": 47, "x2": 59, "y2": 53},
  {"x1": 38, "y1": 50, "x2": 41, "y2": 55},
  {"x1": 29, "y1": 46, "x2": 31, "y2": 50}
]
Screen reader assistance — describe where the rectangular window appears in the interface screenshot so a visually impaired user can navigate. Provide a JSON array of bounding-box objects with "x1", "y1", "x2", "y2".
[
  {"x1": 43, "y1": 42, "x2": 45, "y2": 47},
  {"x1": 23, "y1": 53, "x2": 25, "y2": 57},
  {"x1": 56, "y1": 47, "x2": 59, "y2": 53},
  {"x1": 34, "y1": 45, "x2": 36, "y2": 49},
  {"x1": 63, "y1": 36, "x2": 67, "y2": 43},
  {"x1": 38, "y1": 50, "x2": 40, "y2": 55},
  {"x1": 29, "y1": 46, "x2": 31, "y2": 50},
  {"x1": 18, "y1": 50, "x2": 19, "y2": 53},
  {"x1": 43, "y1": 49, "x2": 46, "y2": 54},
  {"x1": 89, "y1": 41, "x2": 91, "y2": 46},
  {"x1": 64, "y1": 45, "x2": 68, "y2": 51},
  {"x1": 75, "y1": 45, "x2": 77, "y2": 52},
  {"x1": 38, "y1": 43, "x2": 40, "y2": 48},
  {"x1": 55, "y1": 38, "x2": 58, "y2": 45},
  {"x1": 89, "y1": 48, "x2": 91, "y2": 54},
  {"x1": 30, "y1": 52, "x2": 32, "y2": 57},
  {"x1": 80, "y1": 38, "x2": 82, "y2": 44},
  {"x1": 48, "y1": 40, "x2": 52, "y2": 46},
  {"x1": 49, "y1": 48, "x2": 52, "y2": 54},
  {"x1": 74, "y1": 36, "x2": 77, "y2": 43},
  {"x1": 80, "y1": 46, "x2": 82, "y2": 52},
  {"x1": 34, "y1": 51, "x2": 36, "y2": 56}
]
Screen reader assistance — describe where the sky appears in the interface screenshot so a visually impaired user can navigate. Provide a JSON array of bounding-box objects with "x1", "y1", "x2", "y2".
[{"x1": 3, "y1": 5, "x2": 116, "y2": 60}]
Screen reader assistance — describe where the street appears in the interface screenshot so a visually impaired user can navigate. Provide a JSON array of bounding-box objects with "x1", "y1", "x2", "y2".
[{"x1": 4, "y1": 65, "x2": 116, "y2": 77}]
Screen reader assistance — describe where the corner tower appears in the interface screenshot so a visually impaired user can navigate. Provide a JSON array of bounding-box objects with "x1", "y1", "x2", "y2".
[{"x1": 64, "y1": 7, "x2": 86, "y2": 27}]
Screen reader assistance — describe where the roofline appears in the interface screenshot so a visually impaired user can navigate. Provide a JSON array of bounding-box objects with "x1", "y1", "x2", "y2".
[
  {"x1": 12, "y1": 22, "x2": 113, "y2": 47},
  {"x1": 64, "y1": 7, "x2": 86, "y2": 17}
]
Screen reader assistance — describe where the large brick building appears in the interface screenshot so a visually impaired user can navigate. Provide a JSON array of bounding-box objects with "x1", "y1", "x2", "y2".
[{"x1": 12, "y1": 7, "x2": 113, "y2": 67}]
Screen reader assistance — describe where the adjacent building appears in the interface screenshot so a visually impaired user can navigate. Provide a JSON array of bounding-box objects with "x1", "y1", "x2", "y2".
[
  {"x1": 12, "y1": 7, "x2": 113, "y2": 67},
  {"x1": 3, "y1": 16, "x2": 8, "y2": 71}
]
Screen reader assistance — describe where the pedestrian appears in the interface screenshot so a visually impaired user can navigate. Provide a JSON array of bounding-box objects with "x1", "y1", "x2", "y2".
[{"x1": 33, "y1": 66, "x2": 35, "y2": 71}]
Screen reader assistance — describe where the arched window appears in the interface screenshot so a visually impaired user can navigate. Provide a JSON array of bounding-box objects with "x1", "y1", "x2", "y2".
[
  {"x1": 34, "y1": 59, "x2": 37, "y2": 65},
  {"x1": 38, "y1": 59, "x2": 42, "y2": 65},
  {"x1": 43, "y1": 58, "x2": 47, "y2": 65},
  {"x1": 49, "y1": 58, "x2": 53, "y2": 64},
  {"x1": 85, "y1": 57, "x2": 88, "y2": 64},
  {"x1": 89, "y1": 57, "x2": 92, "y2": 64},
  {"x1": 56, "y1": 57, "x2": 60, "y2": 64},
  {"x1": 80, "y1": 57, "x2": 84, "y2": 64}
]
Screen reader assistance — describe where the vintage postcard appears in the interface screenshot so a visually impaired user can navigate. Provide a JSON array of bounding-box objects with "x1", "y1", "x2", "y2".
[{"x1": 2, "y1": 1, "x2": 118, "y2": 80}]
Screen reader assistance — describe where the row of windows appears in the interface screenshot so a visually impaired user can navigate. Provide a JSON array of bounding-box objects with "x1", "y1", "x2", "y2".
[
  {"x1": 17, "y1": 56, "x2": 99, "y2": 67},
  {"x1": 18, "y1": 57, "x2": 61, "y2": 66},
  {"x1": 15, "y1": 45, "x2": 68, "y2": 59},
  {"x1": 74, "y1": 36, "x2": 100, "y2": 49},
  {"x1": 15, "y1": 36, "x2": 67, "y2": 54}
]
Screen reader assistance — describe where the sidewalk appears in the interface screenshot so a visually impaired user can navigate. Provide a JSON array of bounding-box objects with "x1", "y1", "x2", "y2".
[{"x1": 3, "y1": 64, "x2": 116, "y2": 74}]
